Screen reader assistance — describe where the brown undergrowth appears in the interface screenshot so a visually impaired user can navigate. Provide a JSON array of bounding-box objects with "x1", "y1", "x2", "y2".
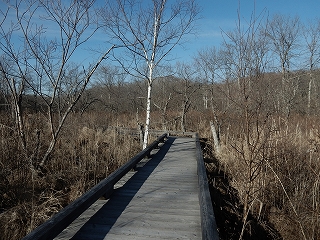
[
  {"x1": 2, "y1": 109, "x2": 320, "y2": 240},
  {"x1": 0, "y1": 112, "x2": 142, "y2": 240},
  {"x1": 0, "y1": 108, "x2": 208, "y2": 240},
  {"x1": 201, "y1": 138, "x2": 281, "y2": 239},
  {"x1": 202, "y1": 115, "x2": 320, "y2": 240}
]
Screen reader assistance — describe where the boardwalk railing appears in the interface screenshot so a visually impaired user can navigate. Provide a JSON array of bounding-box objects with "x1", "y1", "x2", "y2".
[
  {"x1": 22, "y1": 133, "x2": 168, "y2": 240},
  {"x1": 193, "y1": 133, "x2": 219, "y2": 240}
]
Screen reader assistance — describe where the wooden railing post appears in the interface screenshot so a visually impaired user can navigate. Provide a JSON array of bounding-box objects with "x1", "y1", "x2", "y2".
[{"x1": 102, "y1": 184, "x2": 114, "y2": 199}]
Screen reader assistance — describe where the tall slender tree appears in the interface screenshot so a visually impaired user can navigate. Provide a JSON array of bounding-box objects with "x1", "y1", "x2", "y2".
[
  {"x1": 266, "y1": 14, "x2": 301, "y2": 116},
  {"x1": 100, "y1": 0, "x2": 199, "y2": 148},
  {"x1": 303, "y1": 19, "x2": 320, "y2": 114}
]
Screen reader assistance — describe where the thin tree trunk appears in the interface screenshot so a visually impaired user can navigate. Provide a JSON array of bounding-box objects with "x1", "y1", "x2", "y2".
[
  {"x1": 162, "y1": 93, "x2": 171, "y2": 131},
  {"x1": 143, "y1": 83, "x2": 152, "y2": 149},
  {"x1": 39, "y1": 47, "x2": 114, "y2": 167},
  {"x1": 142, "y1": 4, "x2": 159, "y2": 149},
  {"x1": 308, "y1": 72, "x2": 314, "y2": 115},
  {"x1": 136, "y1": 108, "x2": 144, "y2": 147},
  {"x1": 8, "y1": 78, "x2": 27, "y2": 152},
  {"x1": 180, "y1": 103, "x2": 186, "y2": 132},
  {"x1": 210, "y1": 120, "x2": 220, "y2": 155}
]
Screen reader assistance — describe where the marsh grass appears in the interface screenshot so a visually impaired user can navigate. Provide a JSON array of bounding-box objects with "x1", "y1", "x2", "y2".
[
  {"x1": 215, "y1": 115, "x2": 320, "y2": 239},
  {"x1": 1, "y1": 108, "x2": 320, "y2": 240},
  {"x1": 0, "y1": 111, "x2": 141, "y2": 240}
]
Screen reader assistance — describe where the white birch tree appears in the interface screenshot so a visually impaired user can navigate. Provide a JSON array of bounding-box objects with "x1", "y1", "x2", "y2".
[{"x1": 100, "y1": 0, "x2": 199, "y2": 149}]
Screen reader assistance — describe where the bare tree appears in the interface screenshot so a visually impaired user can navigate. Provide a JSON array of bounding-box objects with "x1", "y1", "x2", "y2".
[
  {"x1": 219, "y1": 10, "x2": 276, "y2": 238},
  {"x1": 174, "y1": 62, "x2": 200, "y2": 132},
  {"x1": 266, "y1": 14, "x2": 301, "y2": 116},
  {"x1": 196, "y1": 47, "x2": 223, "y2": 155},
  {"x1": 100, "y1": 0, "x2": 199, "y2": 149},
  {"x1": 303, "y1": 19, "x2": 320, "y2": 114},
  {"x1": 0, "y1": 0, "x2": 114, "y2": 169},
  {"x1": 152, "y1": 76, "x2": 175, "y2": 131},
  {"x1": 94, "y1": 65, "x2": 130, "y2": 113}
]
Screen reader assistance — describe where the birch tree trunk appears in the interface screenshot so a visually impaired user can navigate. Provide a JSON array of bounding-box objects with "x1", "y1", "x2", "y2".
[
  {"x1": 210, "y1": 120, "x2": 220, "y2": 155},
  {"x1": 143, "y1": 83, "x2": 152, "y2": 149},
  {"x1": 11, "y1": 78, "x2": 27, "y2": 152}
]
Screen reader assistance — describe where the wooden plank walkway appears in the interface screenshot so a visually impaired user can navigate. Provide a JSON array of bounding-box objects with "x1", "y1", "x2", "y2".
[{"x1": 55, "y1": 137, "x2": 203, "y2": 239}]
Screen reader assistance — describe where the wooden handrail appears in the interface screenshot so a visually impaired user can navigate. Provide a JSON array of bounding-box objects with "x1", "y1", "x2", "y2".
[
  {"x1": 22, "y1": 133, "x2": 168, "y2": 240},
  {"x1": 193, "y1": 133, "x2": 219, "y2": 240}
]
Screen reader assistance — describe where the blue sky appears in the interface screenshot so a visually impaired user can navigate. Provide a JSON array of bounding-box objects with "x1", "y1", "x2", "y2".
[
  {"x1": 1, "y1": 0, "x2": 319, "y2": 67},
  {"x1": 175, "y1": 0, "x2": 320, "y2": 61}
]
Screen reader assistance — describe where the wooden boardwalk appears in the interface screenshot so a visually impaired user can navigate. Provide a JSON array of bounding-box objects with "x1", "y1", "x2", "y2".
[{"x1": 55, "y1": 137, "x2": 205, "y2": 239}]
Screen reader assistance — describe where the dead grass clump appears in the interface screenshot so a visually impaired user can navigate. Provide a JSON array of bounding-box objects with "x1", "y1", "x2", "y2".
[
  {"x1": 202, "y1": 138, "x2": 280, "y2": 239},
  {"x1": 0, "y1": 190, "x2": 64, "y2": 240},
  {"x1": 263, "y1": 120, "x2": 320, "y2": 240},
  {"x1": 0, "y1": 204, "x2": 31, "y2": 240}
]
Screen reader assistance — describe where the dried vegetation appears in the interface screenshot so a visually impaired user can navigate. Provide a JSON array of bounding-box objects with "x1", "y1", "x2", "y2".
[
  {"x1": 0, "y1": 112, "x2": 141, "y2": 240},
  {"x1": 204, "y1": 115, "x2": 320, "y2": 239}
]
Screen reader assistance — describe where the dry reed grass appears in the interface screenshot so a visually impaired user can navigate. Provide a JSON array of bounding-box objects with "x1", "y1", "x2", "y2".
[
  {"x1": 216, "y1": 114, "x2": 320, "y2": 239},
  {"x1": 2, "y1": 108, "x2": 320, "y2": 240},
  {"x1": 0, "y1": 111, "x2": 141, "y2": 240}
]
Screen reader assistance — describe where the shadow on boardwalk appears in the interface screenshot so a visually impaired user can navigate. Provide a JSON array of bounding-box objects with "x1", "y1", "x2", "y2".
[{"x1": 70, "y1": 137, "x2": 176, "y2": 239}]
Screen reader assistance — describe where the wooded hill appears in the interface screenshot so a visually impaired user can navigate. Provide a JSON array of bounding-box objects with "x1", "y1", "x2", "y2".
[{"x1": 2, "y1": 68, "x2": 320, "y2": 117}]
